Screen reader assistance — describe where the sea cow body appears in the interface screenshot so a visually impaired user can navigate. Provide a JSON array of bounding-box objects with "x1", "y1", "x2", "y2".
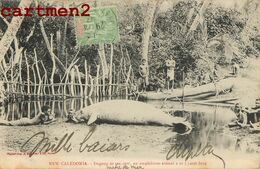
[{"x1": 71, "y1": 100, "x2": 192, "y2": 134}]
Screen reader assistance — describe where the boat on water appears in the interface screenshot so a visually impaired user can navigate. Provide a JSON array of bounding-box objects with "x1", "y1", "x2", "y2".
[{"x1": 139, "y1": 78, "x2": 237, "y2": 101}]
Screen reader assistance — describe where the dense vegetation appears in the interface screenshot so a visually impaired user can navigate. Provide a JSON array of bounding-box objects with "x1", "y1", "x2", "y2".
[{"x1": 0, "y1": 0, "x2": 259, "y2": 87}]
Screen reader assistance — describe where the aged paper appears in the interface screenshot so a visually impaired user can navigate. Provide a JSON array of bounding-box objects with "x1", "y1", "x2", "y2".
[{"x1": 0, "y1": 0, "x2": 259, "y2": 169}]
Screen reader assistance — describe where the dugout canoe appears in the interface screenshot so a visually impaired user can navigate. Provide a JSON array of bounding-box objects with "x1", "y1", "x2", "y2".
[{"x1": 139, "y1": 78, "x2": 236, "y2": 100}]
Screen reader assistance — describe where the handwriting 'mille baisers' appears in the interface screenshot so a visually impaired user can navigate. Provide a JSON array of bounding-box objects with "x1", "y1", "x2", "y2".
[
  {"x1": 0, "y1": 4, "x2": 91, "y2": 17},
  {"x1": 20, "y1": 130, "x2": 130, "y2": 157}
]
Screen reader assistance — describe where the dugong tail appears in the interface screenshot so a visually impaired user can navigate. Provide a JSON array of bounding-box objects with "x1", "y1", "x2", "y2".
[{"x1": 171, "y1": 121, "x2": 192, "y2": 135}]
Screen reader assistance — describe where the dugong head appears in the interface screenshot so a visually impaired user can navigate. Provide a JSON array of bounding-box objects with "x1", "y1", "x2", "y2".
[{"x1": 66, "y1": 108, "x2": 93, "y2": 124}]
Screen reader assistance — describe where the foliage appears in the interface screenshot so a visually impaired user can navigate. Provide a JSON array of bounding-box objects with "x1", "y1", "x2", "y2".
[
  {"x1": 149, "y1": 0, "x2": 254, "y2": 87},
  {"x1": 0, "y1": 0, "x2": 259, "y2": 87}
]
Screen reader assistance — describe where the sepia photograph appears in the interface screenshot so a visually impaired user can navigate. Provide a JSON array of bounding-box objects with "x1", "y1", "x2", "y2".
[{"x1": 0, "y1": 0, "x2": 259, "y2": 168}]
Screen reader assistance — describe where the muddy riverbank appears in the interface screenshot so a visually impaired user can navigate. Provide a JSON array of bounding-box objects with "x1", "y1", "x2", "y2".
[{"x1": 0, "y1": 99, "x2": 259, "y2": 168}]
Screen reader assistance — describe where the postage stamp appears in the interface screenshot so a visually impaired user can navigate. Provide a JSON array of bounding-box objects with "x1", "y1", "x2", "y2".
[{"x1": 75, "y1": 6, "x2": 120, "y2": 45}]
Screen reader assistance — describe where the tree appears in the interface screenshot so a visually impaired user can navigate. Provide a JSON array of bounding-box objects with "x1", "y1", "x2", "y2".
[
  {"x1": 0, "y1": 0, "x2": 32, "y2": 63},
  {"x1": 141, "y1": 0, "x2": 162, "y2": 83}
]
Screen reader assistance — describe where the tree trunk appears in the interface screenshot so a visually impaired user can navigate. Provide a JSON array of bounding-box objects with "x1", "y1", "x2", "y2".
[
  {"x1": 141, "y1": 0, "x2": 161, "y2": 83},
  {"x1": 0, "y1": 0, "x2": 32, "y2": 62},
  {"x1": 186, "y1": 0, "x2": 210, "y2": 37},
  {"x1": 98, "y1": 44, "x2": 109, "y2": 78},
  {"x1": 108, "y1": 44, "x2": 114, "y2": 96},
  {"x1": 39, "y1": 20, "x2": 66, "y2": 73}
]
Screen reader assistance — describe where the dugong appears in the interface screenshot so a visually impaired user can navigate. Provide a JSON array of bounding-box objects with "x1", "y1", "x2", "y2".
[{"x1": 68, "y1": 100, "x2": 192, "y2": 134}]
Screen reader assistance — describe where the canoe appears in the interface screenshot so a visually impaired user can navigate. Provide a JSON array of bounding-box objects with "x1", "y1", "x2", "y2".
[{"x1": 139, "y1": 78, "x2": 236, "y2": 100}]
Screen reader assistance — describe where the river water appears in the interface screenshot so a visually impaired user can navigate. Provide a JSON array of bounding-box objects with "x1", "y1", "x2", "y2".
[{"x1": 0, "y1": 98, "x2": 258, "y2": 168}]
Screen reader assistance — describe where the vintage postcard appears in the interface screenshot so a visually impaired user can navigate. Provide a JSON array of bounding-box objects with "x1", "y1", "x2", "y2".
[{"x1": 0, "y1": 0, "x2": 259, "y2": 168}]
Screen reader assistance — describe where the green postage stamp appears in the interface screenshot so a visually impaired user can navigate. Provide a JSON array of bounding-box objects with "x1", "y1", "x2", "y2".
[{"x1": 75, "y1": 6, "x2": 120, "y2": 45}]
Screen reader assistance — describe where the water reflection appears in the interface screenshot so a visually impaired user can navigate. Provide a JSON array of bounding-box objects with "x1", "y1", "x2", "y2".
[
  {"x1": 0, "y1": 97, "x2": 128, "y2": 121},
  {"x1": 145, "y1": 101, "x2": 238, "y2": 154}
]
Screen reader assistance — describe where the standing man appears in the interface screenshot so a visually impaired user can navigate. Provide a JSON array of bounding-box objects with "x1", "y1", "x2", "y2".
[
  {"x1": 210, "y1": 64, "x2": 219, "y2": 82},
  {"x1": 231, "y1": 61, "x2": 239, "y2": 76},
  {"x1": 139, "y1": 58, "x2": 149, "y2": 91},
  {"x1": 165, "y1": 56, "x2": 176, "y2": 90}
]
